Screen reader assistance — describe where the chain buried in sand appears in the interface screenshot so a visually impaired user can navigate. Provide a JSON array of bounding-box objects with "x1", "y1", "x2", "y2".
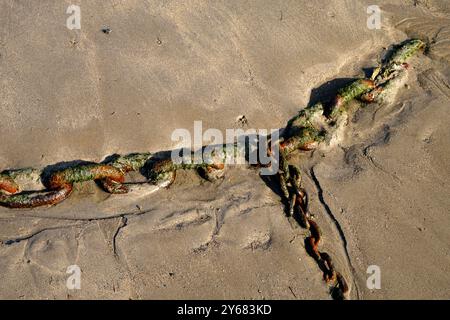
[{"x1": 0, "y1": 39, "x2": 425, "y2": 299}]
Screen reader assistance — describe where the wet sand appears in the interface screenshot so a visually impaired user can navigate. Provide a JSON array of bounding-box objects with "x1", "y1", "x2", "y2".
[{"x1": 1, "y1": 0, "x2": 449, "y2": 299}]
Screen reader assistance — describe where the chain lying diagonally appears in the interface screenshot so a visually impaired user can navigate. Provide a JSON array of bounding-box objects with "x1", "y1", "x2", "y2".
[
  {"x1": 275, "y1": 39, "x2": 425, "y2": 299},
  {"x1": 0, "y1": 39, "x2": 425, "y2": 299}
]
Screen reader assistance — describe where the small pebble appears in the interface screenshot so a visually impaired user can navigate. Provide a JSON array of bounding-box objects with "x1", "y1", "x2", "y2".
[{"x1": 101, "y1": 27, "x2": 112, "y2": 34}]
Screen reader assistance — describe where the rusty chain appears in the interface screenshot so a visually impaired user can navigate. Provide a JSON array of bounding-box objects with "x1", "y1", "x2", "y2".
[
  {"x1": 274, "y1": 39, "x2": 425, "y2": 299},
  {"x1": 0, "y1": 39, "x2": 425, "y2": 299}
]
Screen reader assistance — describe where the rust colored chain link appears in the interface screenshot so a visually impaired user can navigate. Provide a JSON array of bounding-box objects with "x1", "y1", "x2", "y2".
[{"x1": 278, "y1": 148, "x2": 349, "y2": 299}]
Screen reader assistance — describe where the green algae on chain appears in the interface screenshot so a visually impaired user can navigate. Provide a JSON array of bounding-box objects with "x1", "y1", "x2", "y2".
[
  {"x1": 0, "y1": 168, "x2": 55, "y2": 208},
  {"x1": 281, "y1": 79, "x2": 376, "y2": 154},
  {"x1": 0, "y1": 184, "x2": 73, "y2": 209},
  {"x1": 48, "y1": 164, "x2": 124, "y2": 189},
  {"x1": 284, "y1": 102, "x2": 325, "y2": 136},
  {"x1": 100, "y1": 153, "x2": 153, "y2": 193},
  {"x1": 147, "y1": 159, "x2": 211, "y2": 187},
  {"x1": 361, "y1": 70, "x2": 405, "y2": 103},
  {"x1": 0, "y1": 155, "x2": 154, "y2": 207},
  {"x1": 146, "y1": 143, "x2": 248, "y2": 186},
  {"x1": 2, "y1": 168, "x2": 42, "y2": 183},
  {"x1": 280, "y1": 126, "x2": 326, "y2": 154},
  {"x1": 280, "y1": 79, "x2": 375, "y2": 155},
  {"x1": 374, "y1": 39, "x2": 426, "y2": 82},
  {"x1": 0, "y1": 164, "x2": 126, "y2": 208},
  {"x1": 106, "y1": 153, "x2": 153, "y2": 173},
  {"x1": 288, "y1": 164, "x2": 303, "y2": 197},
  {"x1": 362, "y1": 39, "x2": 426, "y2": 103},
  {"x1": 330, "y1": 79, "x2": 375, "y2": 119},
  {"x1": 282, "y1": 39, "x2": 425, "y2": 154},
  {"x1": 389, "y1": 39, "x2": 425, "y2": 63},
  {"x1": 147, "y1": 155, "x2": 226, "y2": 187}
]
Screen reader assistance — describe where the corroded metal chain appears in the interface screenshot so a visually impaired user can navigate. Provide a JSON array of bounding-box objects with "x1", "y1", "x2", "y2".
[
  {"x1": 275, "y1": 39, "x2": 425, "y2": 299},
  {"x1": 277, "y1": 143, "x2": 350, "y2": 299},
  {"x1": 0, "y1": 154, "x2": 151, "y2": 208},
  {"x1": 0, "y1": 152, "x2": 225, "y2": 208},
  {"x1": 0, "y1": 39, "x2": 425, "y2": 299}
]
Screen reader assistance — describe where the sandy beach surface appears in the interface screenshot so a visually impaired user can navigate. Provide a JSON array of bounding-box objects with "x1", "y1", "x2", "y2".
[{"x1": 1, "y1": 0, "x2": 449, "y2": 299}]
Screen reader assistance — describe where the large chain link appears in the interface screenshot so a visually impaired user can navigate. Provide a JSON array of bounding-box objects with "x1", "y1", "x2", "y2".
[{"x1": 0, "y1": 39, "x2": 425, "y2": 299}]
